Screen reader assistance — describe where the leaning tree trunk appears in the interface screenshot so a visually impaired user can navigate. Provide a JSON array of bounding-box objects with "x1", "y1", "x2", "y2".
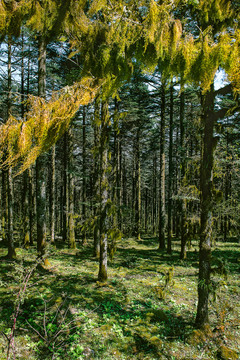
[
  {"x1": 158, "y1": 81, "x2": 166, "y2": 250},
  {"x1": 195, "y1": 85, "x2": 215, "y2": 327},
  {"x1": 36, "y1": 36, "x2": 47, "y2": 262},
  {"x1": 98, "y1": 100, "x2": 110, "y2": 282}
]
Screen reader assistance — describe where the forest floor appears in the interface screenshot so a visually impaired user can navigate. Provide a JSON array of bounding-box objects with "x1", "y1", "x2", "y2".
[{"x1": 0, "y1": 237, "x2": 239, "y2": 360}]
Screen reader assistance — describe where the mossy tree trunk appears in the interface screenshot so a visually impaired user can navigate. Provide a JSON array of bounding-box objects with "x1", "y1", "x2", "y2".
[
  {"x1": 195, "y1": 85, "x2": 215, "y2": 327},
  {"x1": 159, "y1": 81, "x2": 166, "y2": 250},
  {"x1": 98, "y1": 100, "x2": 110, "y2": 282}
]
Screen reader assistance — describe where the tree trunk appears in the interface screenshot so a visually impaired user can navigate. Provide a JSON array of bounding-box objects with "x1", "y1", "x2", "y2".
[
  {"x1": 152, "y1": 154, "x2": 157, "y2": 235},
  {"x1": 98, "y1": 100, "x2": 109, "y2": 282},
  {"x1": 195, "y1": 85, "x2": 214, "y2": 327},
  {"x1": 36, "y1": 36, "x2": 47, "y2": 262},
  {"x1": 134, "y1": 127, "x2": 141, "y2": 240},
  {"x1": 28, "y1": 167, "x2": 34, "y2": 246},
  {"x1": 49, "y1": 145, "x2": 56, "y2": 243},
  {"x1": 180, "y1": 84, "x2": 187, "y2": 260},
  {"x1": 167, "y1": 82, "x2": 174, "y2": 254},
  {"x1": 68, "y1": 126, "x2": 76, "y2": 249},
  {"x1": 82, "y1": 106, "x2": 87, "y2": 245},
  {"x1": 159, "y1": 81, "x2": 166, "y2": 250},
  {"x1": 93, "y1": 97, "x2": 100, "y2": 258},
  {"x1": 62, "y1": 133, "x2": 68, "y2": 242},
  {"x1": 6, "y1": 35, "x2": 16, "y2": 259},
  {"x1": 1, "y1": 168, "x2": 7, "y2": 245}
]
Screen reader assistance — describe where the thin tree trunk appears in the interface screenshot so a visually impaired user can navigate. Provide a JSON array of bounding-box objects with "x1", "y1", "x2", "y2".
[
  {"x1": 167, "y1": 82, "x2": 174, "y2": 254},
  {"x1": 28, "y1": 167, "x2": 34, "y2": 245},
  {"x1": 1, "y1": 168, "x2": 7, "y2": 245},
  {"x1": 21, "y1": 32, "x2": 30, "y2": 249},
  {"x1": 134, "y1": 127, "x2": 141, "y2": 240},
  {"x1": 82, "y1": 106, "x2": 87, "y2": 245},
  {"x1": 180, "y1": 84, "x2": 187, "y2": 259},
  {"x1": 224, "y1": 128, "x2": 229, "y2": 242},
  {"x1": 98, "y1": 100, "x2": 109, "y2": 282},
  {"x1": 68, "y1": 126, "x2": 76, "y2": 249},
  {"x1": 36, "y1": 36, "x2": 47, "y2": 262},
  {"x1": 6, "y1": 35, "x2": 16, "y2": 259},
  {"x1": 93, "y1": 98, "x2": 100, "y2": 258},
  {"x1": 62, "y1": 133, "x2": 68, "y2": 242},
  {"x1": 195, "y1": 85, "x2": 214, "y2": 327},
  {"x1": 159, "y1": 81, "x2": 166, "y2": 250},
  {"x1": 152, "y1": 154, "x2": 157, "y2": 235},
  {"x1": 49, "y1": 145, "x2": 56, "y2": 243}
]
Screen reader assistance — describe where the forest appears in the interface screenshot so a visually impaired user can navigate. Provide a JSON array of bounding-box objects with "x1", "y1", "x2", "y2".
[{"x1": 0, "y1": 0, "x2": 239, "y2": 359}]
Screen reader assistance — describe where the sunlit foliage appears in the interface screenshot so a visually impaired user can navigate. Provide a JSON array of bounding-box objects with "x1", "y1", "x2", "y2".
[{"x1": 0, "y1": 77, "x2": 102, "y2": 172}]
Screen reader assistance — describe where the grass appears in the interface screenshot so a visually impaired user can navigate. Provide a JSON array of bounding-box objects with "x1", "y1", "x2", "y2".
[{"x1": 0, "y1": 236, "x2": 239, "y2": 359}]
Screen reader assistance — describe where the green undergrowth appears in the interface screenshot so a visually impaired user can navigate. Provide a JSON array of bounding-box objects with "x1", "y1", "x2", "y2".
[{"x1": 0, "y1": 237, "x2": 239, "y2": 359}]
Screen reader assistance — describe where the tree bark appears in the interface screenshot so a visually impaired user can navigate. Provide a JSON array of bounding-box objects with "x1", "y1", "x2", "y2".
[
  {"x1": 36, "y1": 36, "x2": 47, "y2": 262},
  {"x1": 134, "y1": 127, "x2": 141, "y2": 240},
  {"x1": 6, "y1": 35, "x2": 16, "y2": 259},
  {"x1": 62, "y1": 133, "x2": 68, "y2": 242},
  {"x1": 195, "y1": 85, "x2": 215, "y2": 327},
  {"x1": 68, "y1": 126, "x2": 76, "y2": 249},
  {"x1": 49, "y1": 145, "x2": 56, "y2": 243},
  {"x1": 159, "y1": 81, "x2": 166, "y2": 250},
  {"x1": 180, "y1": 84, "x2": 187, "y2": 260},
  {"x1": 82, "y1": 106, "x2": 87, "y2": 245},
  {"x1": 167, "y1": 82, "x2": 174, "y2": 254},
  {"x1": 98, "y1": 100, "x2": 109, "y2": 282},
  {"x1": 93, "y1": 97, "x2": 100, "y2": 258}
]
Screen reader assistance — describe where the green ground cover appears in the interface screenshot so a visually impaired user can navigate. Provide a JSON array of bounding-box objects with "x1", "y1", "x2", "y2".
[{"x1": 0, "y1": 237, "x2": 239, "y2": 359}]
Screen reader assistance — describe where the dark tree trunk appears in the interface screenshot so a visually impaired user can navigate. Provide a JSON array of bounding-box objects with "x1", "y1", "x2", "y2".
[
  {"x1": 167, "y1": 82, "x2": 174, "y2": 254},
  {"x1": 67, "y1": 127, "x2": 76, "y2": 249},
  {"x1": 62, "y1": 132, "x2": 68, "y2": 242},
  {"x1": 159, "y1": 81, "x2": 166, "y2": 250},
  {"x1": 36, "y1": 36, "x2": 47, "y2": 262},
  {"x1": 93, "y1": 97, "x2": 100, "y2": 258},
  {"x1": 180, "y1": 84, "x2": 187, "y2": 260},
  {"x1": 152, "y1": 154, "x2": 157, "y2": 235},
  {"x1": 1, "y1": 168, "x2": 7, "y2": 245},
  {"x1": 49, "y1": 145, "x2": 56, "y2": 243},
  {"x1": 134, "y1": 128, "x2": 141, "y2": 240},
  {"x1": 195, "y1": 85, "x2": 215, "y2": 327},
  {"x1": 82, "y1": 106, "x2": 87, "y2": 245},
  {"x1": 6, "y1": 35, "x2": 16, "y2": 259}
]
